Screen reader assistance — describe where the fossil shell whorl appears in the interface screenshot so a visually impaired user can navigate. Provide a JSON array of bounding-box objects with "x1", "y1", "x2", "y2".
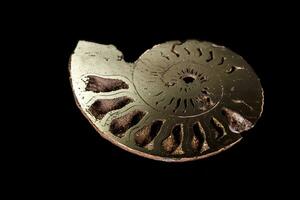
[{"x1": 70, "y1": 40, "x2": 264, "y2": 162}]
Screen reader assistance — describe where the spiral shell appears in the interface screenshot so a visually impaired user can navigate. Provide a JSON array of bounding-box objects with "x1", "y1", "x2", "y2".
[{"x1": 70, "y1": 40, "x2": 264, "y2": 162}]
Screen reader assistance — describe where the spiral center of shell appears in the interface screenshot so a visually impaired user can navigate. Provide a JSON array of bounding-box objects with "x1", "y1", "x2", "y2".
[{"x1": 133, "y1": 56, "x2": 223, "y2": 117}]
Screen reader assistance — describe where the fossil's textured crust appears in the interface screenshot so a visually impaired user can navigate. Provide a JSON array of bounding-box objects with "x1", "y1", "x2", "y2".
[{"x1": 69, "y1": 40, "x2": 264, "y2": 162}]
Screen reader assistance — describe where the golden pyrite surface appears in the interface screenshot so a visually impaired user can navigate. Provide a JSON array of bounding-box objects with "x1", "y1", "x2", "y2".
[{"x1": 70, "y1": 40, "x2": 264, "y2": 162}]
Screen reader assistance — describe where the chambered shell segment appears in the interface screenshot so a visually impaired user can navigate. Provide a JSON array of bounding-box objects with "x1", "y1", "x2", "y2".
[{"x1": 70, "y1": 40, "x2": 264, "y2": 162}]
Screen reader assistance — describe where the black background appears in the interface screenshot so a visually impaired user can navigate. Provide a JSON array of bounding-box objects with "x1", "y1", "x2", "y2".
[{"x1": 8, "y1": 2, "x2": 297, "y2": 195}]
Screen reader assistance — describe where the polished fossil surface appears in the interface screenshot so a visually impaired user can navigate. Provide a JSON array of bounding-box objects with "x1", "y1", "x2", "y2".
[{"x1": 69, "y1": 40, "x2": 264, "y2": 162}]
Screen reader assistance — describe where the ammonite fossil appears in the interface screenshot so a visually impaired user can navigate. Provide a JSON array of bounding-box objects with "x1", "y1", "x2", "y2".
[{"x1": 69, "y1": 40, "x2": 264, "y2": 162}]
